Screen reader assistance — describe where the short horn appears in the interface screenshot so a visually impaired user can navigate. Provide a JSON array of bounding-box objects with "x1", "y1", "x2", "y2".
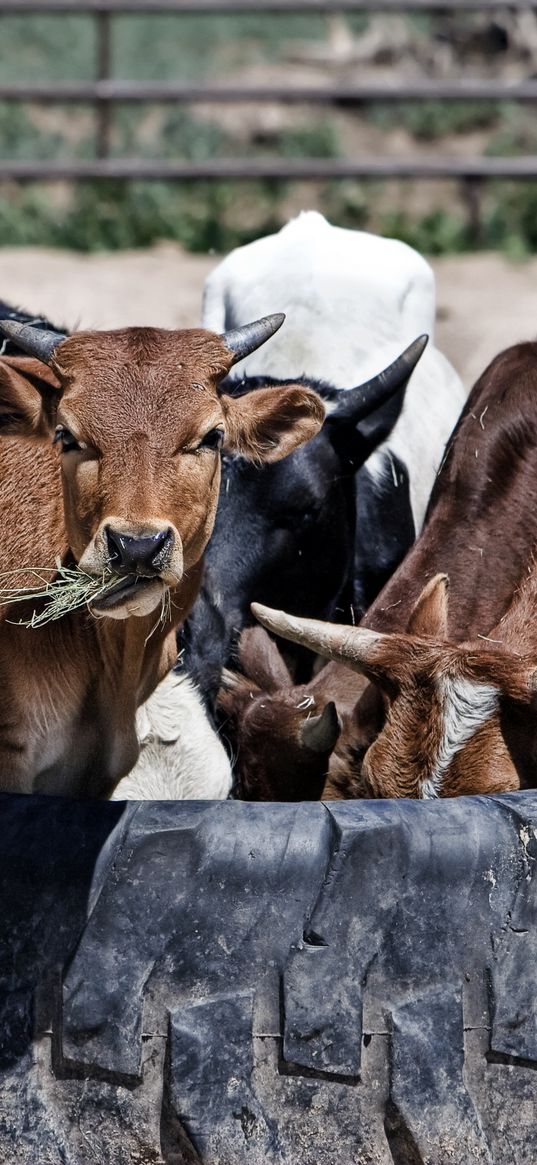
[
  {"x1": 0, "y1": 319, "x2": 67, "y2": 366},
  {"x1": 221, "y1": 313, "x2": 285, "y2": 365},
  {"x1": 300, "y1": 701, "x2": 340, "y2": 753},
  {"x1": 251, "y1": 603, "x2": 385, "y2": 669},
  {"x1": 331, "y1": 334, "x2": 428, "y2": 423}
]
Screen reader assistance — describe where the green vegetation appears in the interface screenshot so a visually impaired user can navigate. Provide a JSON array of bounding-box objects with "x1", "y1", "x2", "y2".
[
  {"x1": 369, "y1": 100, "x2": 501, "y2": 142},
  {"x1": 0, "y1": 179, "x2": 285, "y2": 252},
  {"x1": 115, "y1": 13, "x2": 330, "y2": 80},
  {"x1": 378, "y1": 208, "x2": 472, "y2": 256},
  {"x1": 0, "y1": 12, "x2": 330, "y2": 83},
  {"x1": 2, "y1": 10, "x2": 537, "y2": 256},
  {"x1": 0, "y1": 14, "x2": 96, "y2": 82},
  {"x1": 5, "y1": 177, "x2": 537, "y2": 258}
]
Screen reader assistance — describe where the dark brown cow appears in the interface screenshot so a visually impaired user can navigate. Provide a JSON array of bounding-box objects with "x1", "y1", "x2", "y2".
[
  {"x1": 249, "y1": 342, "x2": 537, "y2": 799},
  {"x1": 0, "y1": 315, "x2": 324, "y2": 796},
  {"x1": 218, "y1": 626, "x2": 342, "y2": 800}
]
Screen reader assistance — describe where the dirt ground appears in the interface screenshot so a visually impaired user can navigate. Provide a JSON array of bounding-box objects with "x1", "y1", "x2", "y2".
[{"x1": 1, "y1": 243, "x2": 537, "y2": 388}]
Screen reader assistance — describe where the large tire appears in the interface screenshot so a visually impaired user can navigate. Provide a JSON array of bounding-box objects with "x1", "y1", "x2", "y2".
[{"x1": 1, "y1": 792, "x2": 536, "y2": 1164}]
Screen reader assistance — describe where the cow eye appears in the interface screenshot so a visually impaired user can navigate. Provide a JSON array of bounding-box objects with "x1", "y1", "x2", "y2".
[
  {"x1": 199, "y1": 427, "x2": 225, "y2": 451},
  {"x1": 53, "y1": 426, "x2": 82, "y2": 453}
]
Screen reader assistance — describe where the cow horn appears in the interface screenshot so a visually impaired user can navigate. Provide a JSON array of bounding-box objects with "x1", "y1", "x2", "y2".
[
  {"x1": 0, "y1": 319, "x2": 67, "y2": 365},
  {"x1": 331, "y1": 334, "x2": 428, "y2": 423},
  {"x1": 300, "y1": 701, "x2": 340, "y2": 753},
  {"x1": 221, "y1": 313, "x2": 285, "y2": 365},
  {"x1": 251, "y1": 602, "x2": 386, "y2": 669}
]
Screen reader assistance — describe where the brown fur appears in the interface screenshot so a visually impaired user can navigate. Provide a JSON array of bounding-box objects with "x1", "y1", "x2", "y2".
[
  {"x1": 364, "y1": 343, "x2": 537, "y2": 638},
  {"x1": 251, "y1": 343, "x2": 537, "y2": 799},
  {"x1": 337, "y1": 573, "x2": 536, "y2": 798},
  {"x1": 0, "y1": 334, "x2": 324, "y2": 796},
  {"x1": 333, "y1": 343, "x2": 537, "y2": 794},
  {"x1": 218, "y1": 627, "x2": 339, "y2": 800}
]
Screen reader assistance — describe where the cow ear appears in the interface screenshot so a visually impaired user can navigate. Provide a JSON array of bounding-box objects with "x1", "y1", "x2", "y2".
[
  {"x1": 0, "y1": 356, "x2": 61, "y2": 437},
  {"x1": 221, "y1": 384, "x2": 325, "y2": 463},
  {"x1": 407, "y1": 574, "x2": 449, "y2": 638},
  {"x1": 238, "y1": 626, "x2": 293, "y2": 693}
]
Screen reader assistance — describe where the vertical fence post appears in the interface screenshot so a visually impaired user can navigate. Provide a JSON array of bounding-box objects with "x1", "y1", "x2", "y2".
[{"x1": 96, "y1": 10, "x2": 112, "y2": 159}]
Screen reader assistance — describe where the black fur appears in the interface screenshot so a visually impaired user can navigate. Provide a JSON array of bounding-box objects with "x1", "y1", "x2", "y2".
[
  {"x1": 352, "y1": 454, "x2": 414, "y2": 620},
  {"x1": 179, "y1": 372, "x2": 411, "y2": 708}
]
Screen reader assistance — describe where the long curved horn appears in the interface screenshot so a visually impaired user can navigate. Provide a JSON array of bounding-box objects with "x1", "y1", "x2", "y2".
[
  {"x1": 251, "y1": 602, "x2": 385, "y2": 668},
  {"x1": 331, "y1": 334, "x2": 428, "y2": 423},
  {"x1": 0, "y1": 319, "x2": 67, "y2": 365},
  {"x1": 300, "y1": 701, "x2": 340, "y2": 753},
  {"x1": 221, "y1": 313, "x2": 285, "y2": 365}
]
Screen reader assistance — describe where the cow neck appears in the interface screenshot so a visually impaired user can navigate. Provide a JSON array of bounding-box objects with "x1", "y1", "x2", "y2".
[{"x1": 92, "y1": 562, "x2": 202, "y2": 705}]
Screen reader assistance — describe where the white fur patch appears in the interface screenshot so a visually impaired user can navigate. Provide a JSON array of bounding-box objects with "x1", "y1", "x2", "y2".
[
  {"x1": 421, "y1": 778, "x2": 441, "y2": 800},
  {"x1": 421, "y1": 676, "x2": 498, "y2": 798},
  {"x1": 111, "y1": 672, "x2": 232, "y2": 800}
]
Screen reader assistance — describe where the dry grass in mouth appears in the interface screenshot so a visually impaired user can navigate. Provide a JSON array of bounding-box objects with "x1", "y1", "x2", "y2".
[{"x1": 0, "y1": 563, "x2": 135, "y2": 628}]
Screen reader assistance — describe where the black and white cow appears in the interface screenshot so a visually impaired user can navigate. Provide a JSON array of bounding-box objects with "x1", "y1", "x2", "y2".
[
  {"x1": 181, "y1": 212, "x2": 466, "y2": 707},
  {"x1": 181, "y1": 338, "x2": 427, "y2": 703},
  {"x1": 203, "y1": 210, "x2": 466, "y2": 613}
]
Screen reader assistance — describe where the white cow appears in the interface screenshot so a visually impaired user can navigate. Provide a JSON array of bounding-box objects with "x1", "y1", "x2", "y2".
[{"x1": 112, "y1": 671, "x2": 232, "y2": 801}]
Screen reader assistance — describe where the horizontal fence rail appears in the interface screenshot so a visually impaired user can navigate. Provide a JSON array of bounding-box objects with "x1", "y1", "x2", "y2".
[
  {"x1": 3, "y1": 157, "x2": 537, "y2": 180},
  {"x1": 2, "y1": 0, "x2": 537, "y2": 203},
  {"x1": 3, "y1": 1, "x2": 537, "y2": 10},
  {"x1": 4, "y1": 80, "x2": 537, "y2": 104}
]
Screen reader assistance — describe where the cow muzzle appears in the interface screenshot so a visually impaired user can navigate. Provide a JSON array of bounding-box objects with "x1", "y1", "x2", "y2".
[
  {"x1": 79, "y1": 519, "x2": 184, "y2": 619},
  {"x1": 105, "y1": 526, "x2": 174, "y2": 576}
]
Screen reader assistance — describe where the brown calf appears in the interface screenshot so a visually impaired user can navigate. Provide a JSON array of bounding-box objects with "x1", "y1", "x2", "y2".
[
  {"x1": 218, "y1": 626, "x2": 343, "y2": 800},
  {"x1": 251, "y1": 341, "x2": 537, "y2": 798},
  {"x1": 0, "y1": 315, "x2": 324, "y2": 796}
]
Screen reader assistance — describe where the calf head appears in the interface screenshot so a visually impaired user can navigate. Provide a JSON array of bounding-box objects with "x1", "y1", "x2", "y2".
[
  {"x1": 0, "y1": 315, "x2": 324, "y2": 620},
  {"x1": 218, "y1": 626, "x2": 340, "y2": 800},
  {"x1": 183, "y1": 335, "x2": 428, "y2": 699},
  {"x1": 253, "y1": 576, "x2": 534, "y2": 798}
]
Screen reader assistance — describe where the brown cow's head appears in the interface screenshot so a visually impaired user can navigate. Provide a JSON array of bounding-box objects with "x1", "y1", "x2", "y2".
[
  {"x1": 0, "y1": 316, "x2": 324, "y2": 620},
  {"x1": 218, "y1": 626, "x2": 340, "y2": 801},
  {"x1": 252, "y1": 577, "x2": 535, "y2": 798}
]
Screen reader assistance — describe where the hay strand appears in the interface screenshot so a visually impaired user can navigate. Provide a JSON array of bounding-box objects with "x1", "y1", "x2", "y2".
[{"x1": 0, "y1": 563, "x2": 135, "y2": 628}]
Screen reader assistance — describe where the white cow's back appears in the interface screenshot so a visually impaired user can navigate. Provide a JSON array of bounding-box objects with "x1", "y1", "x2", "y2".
[{"x1": 203, "y1": 210, "x2": 436, "y2": 385}]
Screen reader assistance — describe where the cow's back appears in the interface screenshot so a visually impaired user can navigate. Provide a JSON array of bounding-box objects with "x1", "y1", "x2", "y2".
[{"x1": 202, "y1": 210, "x2": 437, "y2": 386}]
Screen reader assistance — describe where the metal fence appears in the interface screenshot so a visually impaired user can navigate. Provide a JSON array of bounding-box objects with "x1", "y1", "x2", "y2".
[{"x1": 2, "y1": 0, "x2": 537, "y2": 185}]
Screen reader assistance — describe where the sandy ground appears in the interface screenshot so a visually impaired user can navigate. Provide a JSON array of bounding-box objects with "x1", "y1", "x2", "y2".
[{"x1": 1, "y1": 243, "x2": 537, "y2": 388}]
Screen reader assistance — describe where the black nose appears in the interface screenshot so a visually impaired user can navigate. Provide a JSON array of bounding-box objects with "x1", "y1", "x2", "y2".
[{"x1": 105, "y1": 527, "x2": 173, "y2": 574}]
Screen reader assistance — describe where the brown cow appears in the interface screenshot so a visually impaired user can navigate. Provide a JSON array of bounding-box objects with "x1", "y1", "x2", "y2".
[
  {"x1": 250, "y1": 341, "x2": 537, "y2": 799},
  {"x1": 254, "y1": 569, "x2": 537, "y2": 798},
  {"x1": 0, "y1": 314, "x2": 324, "y2": 796},
  {"x1": 218, "y1": 626, "x2": 342, "y2": 800}
]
